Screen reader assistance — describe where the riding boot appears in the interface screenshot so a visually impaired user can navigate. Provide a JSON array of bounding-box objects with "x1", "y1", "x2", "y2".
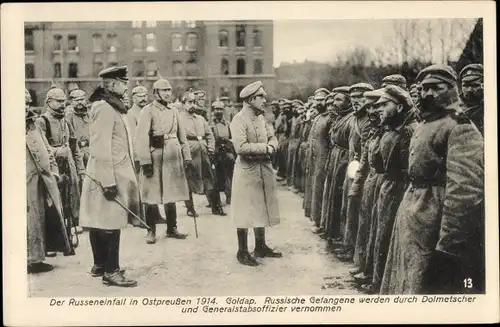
[
  {"x1": 145, "y1": 205, "x2": 157, "y2": 244},
  {"x1": 254, "y1": 227, "x2": 282, "y2": 258},
  {"x1": 89, "y1": 229, "x2": 106, "y2": 276},
  {"x1": 165, "y1": 203, "x2": 188, "y2": 239},
  {"x1": 236, "y1": 228, "x2": 259, "y2": 266},
  {"x1": 102, "y1": 230, "x2": 136, "y2": 287},
  {"x1": 185, "y1": 192, "x2": 198, "y2": 217},
  {"x1": 210, "y1": 190, "x2": 226, "y2": 216}
]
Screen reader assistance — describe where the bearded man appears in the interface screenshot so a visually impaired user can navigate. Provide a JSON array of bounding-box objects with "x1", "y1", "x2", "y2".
[{"x1": 459, "y1": 64, "x2": 484, "y2": 135}]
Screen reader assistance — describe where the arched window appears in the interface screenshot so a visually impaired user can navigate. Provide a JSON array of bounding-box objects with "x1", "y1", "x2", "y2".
[
  {"x1": 186, "y1": 33, "x2": 198, "y2": 51},
  {"x1": 221, "y1": 58, "x2": 229, "y2": 75},
  {"x1": 253, "y1": 29, "x2": 262, "y2": 47},
  {"x1": 171, "y1": 33, "x2": 183, "y2": 52},
  {"x1": 253, "y1": 59, "x2": 263, "y2": 74},
  {"x1": 92, "y1": 33, "x2": 103, "y2": 52},
  {"x1": 219, "y1": 30, "x2": 228, "y2": 47},
  {"x1": 172, "y1": 60, "x2": 183, "y2": 76},
  {"x1": 236, "y1": 58, "x2": 246, "y2": 75},
  {"x1": 236, "y1": 25, "x2": 246, "y2": 47}
]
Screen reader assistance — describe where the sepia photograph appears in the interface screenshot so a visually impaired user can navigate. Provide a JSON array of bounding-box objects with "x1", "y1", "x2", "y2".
[{"x1": 3, "y1": 1, "x2": 499, "y2": 326}]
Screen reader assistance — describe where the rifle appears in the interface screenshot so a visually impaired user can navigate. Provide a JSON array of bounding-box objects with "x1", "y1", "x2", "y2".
[{"x1": 55, "y1": 155, "x2": 78, "y2": 254}]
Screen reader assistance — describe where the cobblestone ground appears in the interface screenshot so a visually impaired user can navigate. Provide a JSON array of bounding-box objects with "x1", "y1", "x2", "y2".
[{"x1": 28, "y1": 183, "x2": 361, "y2": 297}]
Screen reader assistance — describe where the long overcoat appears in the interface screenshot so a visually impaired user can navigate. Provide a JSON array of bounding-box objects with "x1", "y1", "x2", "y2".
[
  {"x1": 320, "y1": 111, "x2": 354, "y2": 239},
  {"x1": 381, "y1": 105, "x2": 484, "y2": 295},
  {"x1": 210, "y1": 118, "x2": 235, "y2": 194},
  {"x1": 286, "y1": 116, "x2": 302, "y2": 185},
  {"x1": 26, "y1": 119, "x2": 71, "y2": 262},
  {"x1": 65, "y1": 107, "x2": 90, "y2": 166},
  {"x1": 80, "y1": 91, "x2": 140, "y2": 230},
  {"x1": 297, "y1": 119, "x2": 312, "y2": 192},
  {"x1": 370, "y1": 113, "x2": 417, "y2": 291},
  {"x1": 135, "y1": 100, "x2": 191, "y2": 204},
  {"x1": 229, "y1": 104, "x2": 280, "y2": 228},
  {"x1": 308, "y1": 113, "x2": 332, "y2": 226}
]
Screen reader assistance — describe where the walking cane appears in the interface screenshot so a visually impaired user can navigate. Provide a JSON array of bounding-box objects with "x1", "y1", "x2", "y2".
[{"x1": 85, "y1": 173, "x2": 152, "y2": 231}]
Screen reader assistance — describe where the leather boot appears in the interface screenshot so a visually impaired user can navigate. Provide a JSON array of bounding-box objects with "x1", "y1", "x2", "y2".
[
  {"x1": 146, "y1": 231, "x2": 156, "y2": 244},
  {"x1": 165, "y1": 203, "x2": 188, "y2": 239},
  {"x1": 185, "y1": 193, "x2": 199, "y2": 217},
  {"x1": 210, "y1": 191, "x2": 227, "y2": 216},
  {"x1": 103, "y1": 271, "x2": 137, "y2": 287},
  {"x1": 236, "y1": 229, "x2": 259, "y2": 266},
  {"x1": 89, "y1": 229, "x2": 107, "y2": 276},
  {"x1": 145, "y1": 205, "x2": 158, "y2": 244},
  {"x1": 28, "y1": 262, "x2": 54, "y2": 274},
  {"x1": 253, "y1": 227, "x2": 282, "y2": 258}
]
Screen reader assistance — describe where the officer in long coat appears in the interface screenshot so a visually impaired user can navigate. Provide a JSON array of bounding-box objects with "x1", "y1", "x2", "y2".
[
  {"x1": 65, "y1": 89, "x2": 90, "y2": 167},
  {"x1": 26, "y1": 90, "x2": 72, "y2": 273},
  {"x1": 135, "y1": 78, "x2": 192, "y2": 243},
  {"x1": 381, "y1": 65, "x2": 484, "y2": 295},
  {"x1": 230, "y1": 81, "x2": 281, "y2": 267},
  {"x1": 80, "y1": 66, "x2": 139, "y2": 287},
  {"x1": 179, "y1": 91, "x2": 226, "y2": 217},
  {"x1": 337, "y1": 83, "x2": 374, "y2": 261},
  {"x1": 307, "y1": 88, "x2": 332, "y2": 227},
  {"x1": 320, "y1": 86, "x2": 354, "y2": 242},
  {"x1": 37, "y1": 87, "x2": 85, "y2": 242},
  {"x1": 210, "y1": 99, "x2": 236, "y2": 205},
  {"x1": 459, "y1": 64, "x2": 484, "y2": 135}
]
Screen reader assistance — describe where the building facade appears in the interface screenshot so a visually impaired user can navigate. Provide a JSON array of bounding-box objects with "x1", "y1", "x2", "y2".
[{"x1": 25, "y1": 20, "x2": 275, "y2": 109}]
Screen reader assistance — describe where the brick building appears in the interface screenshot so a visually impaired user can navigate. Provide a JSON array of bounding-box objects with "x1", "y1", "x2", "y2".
[{"x1": 24, "y1": 20, "x2": 275, "y2": 110}]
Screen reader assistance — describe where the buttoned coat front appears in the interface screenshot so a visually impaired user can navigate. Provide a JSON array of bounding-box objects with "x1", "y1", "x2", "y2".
[
  {"x1": 135, "y1": 100, "x2": 191, "y2": 204},
  {"x1": 79, "y1": 98, "x2": 140, "y2": 230},
  {"x1": 230, "y1": 104, "x2": 280, "y2": 228}
]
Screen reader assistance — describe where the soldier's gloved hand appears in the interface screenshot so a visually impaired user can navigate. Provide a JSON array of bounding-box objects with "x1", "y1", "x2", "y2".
[
  {"x1": 142, "y1": 164, "x2": 153, "y2": 178},
  {"x1": 103, "y1": 185, "x2": 118, "y2": 201},
  {"x1": 78, "y1": 172, "x2": 85, "y2": 183},
  {"x1": 134, "y1": 160, "x2": 141, "y2": 172}
]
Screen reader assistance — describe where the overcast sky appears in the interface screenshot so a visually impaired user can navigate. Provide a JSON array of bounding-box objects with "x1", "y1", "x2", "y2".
[{"x1": 273, "y1": 19, "x2": 477, "y2": 67}]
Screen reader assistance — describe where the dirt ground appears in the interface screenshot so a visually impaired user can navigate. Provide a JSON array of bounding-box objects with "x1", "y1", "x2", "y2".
[{"x1": 28, "y1": 184, "x2": 362, "y2": 297}]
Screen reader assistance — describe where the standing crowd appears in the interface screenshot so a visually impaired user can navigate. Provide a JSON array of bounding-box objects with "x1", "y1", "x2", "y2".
[
  {"x1": 271, "y1": 63, "x2": 485, "y2": 295},
  {"x1": 26, "y1": 62, "x2": 485, "y2": 294}
]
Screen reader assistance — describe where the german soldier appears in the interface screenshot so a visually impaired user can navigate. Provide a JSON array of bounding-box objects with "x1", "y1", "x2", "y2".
[
  {"x1": 65, "y1": 89, "x2": 90, "y2": 167},
  {"x1": 459, "y1": 64, "x2": 484, "y2": 135},
  {"x1": 37, "y1": 86, "x2": 85, "y2": 245},
  {"x1": 135, "y1": 78, "x2": 191, "y2": 244},
  {"x1": 381, "y1": 65, "x2": 484, "y2": 294},
  {"x1": 194, "y1": 90, "x2": 208, "y2": 120},
  {"x1": 230, "y1": 81, "x2": 281, "y2": 266},
  {"x1": 80, "y1": 66, "x2": 139, "y2": 287},
  {"x1": 179, "y1": 90, "x2": 226, "y2": 217},
  {"x1": 210, "y1": 99, "x2": 236, "y2": 205}
]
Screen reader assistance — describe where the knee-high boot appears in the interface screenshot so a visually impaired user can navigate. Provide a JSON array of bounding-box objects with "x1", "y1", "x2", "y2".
[
  {"x1": 145, "y1": 204, "x2": 158, "y2": 244},
  {"x1": 89, "y1": 228, "x2": 106, "y2": 276},
  {"x1": 185, "y1": 192, "x2": 199, "y2": 217},
  {"x1": 236, "y1": 228, "x2": 258, "y2": 266},
  {"x1": 102, "y1": 230, "x2": 137, "y2": 287},
  {"x1": 253, "y1": 227, "x2": 282, "y2": 258},
  {"x1": 210, "y1": 190, "x2": 226, "y2": 216}
]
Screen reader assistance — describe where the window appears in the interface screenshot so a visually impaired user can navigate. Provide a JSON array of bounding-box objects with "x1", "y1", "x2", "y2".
[
  {"x1": 68, "y1": 35, "x2": 78, "y2": 51},
  {"x1": 107, "y1": 33, "x2": 119, "y2": 52},
  {"x1": 146, "y1": 33, "x2": 157, "y2": 52},
  {"x1": 132, "y1": 34, "x2": 143, "y2": 51},
  {"x1": 186, "y1": 33, "x2": 198, "y2": 51},
  {"x1": 219, "y1": 30, "x2": 229, "y2": 47},
  {"x1": 92, "y1": 33, "x2": 103, "y2": 52},
  {"x1": 186, "y1": 59, "x2": 198, "y2": 76},
  {"x1": 28, "y1": 89, "x2": 38, "y2": 106},
  {"x1": 53, "y1": 63, "x2": 61, "y2": 78},
  {"x1": 25, "y1": 63, "x2": 35, "y2": 78},
  {"x1": 253, "y1": 29, "x2": 262, "y2": 47},
  {"x1": 236, "y1": 58, "x2": 246, "y2": 75},
  {"x1": 132, "y1": 21, "x2": 143, "y2": 28},
  {"x1": 93, "y1": 61, "x2": 104, "y2": 77},
  {"x1": 236, "y1": 25, "x2": 246, "y2": 47},
  {"x1": 68, "y1": 63, "x2": 78, "y2": 78},
  {"x1": 146, "y1": 21, "x2": 157, "y2": 28},
  {"x1": 133, "y1": 60, "x2": 145, "y2": 77},
  {"x1": 253, "y1": 59, "x2": 263, "y2": 74},
  {"x1": 172, "y1": 60, "x2": 183, "y2": 76},
  {"x1": 171, "y1": 33, "x2": 182, "y2": 52},
  {"x1": 53, "y1": 34, "x2": 62, "y2": 52},
  {"x1": 25, "y1": 28, "x2": 34, "y2": 51},
  {"x1": 221, "y1": 58, "x2": 229, "y2": 75},
  {"x1": 146, "y1": 60, "x2": 157, "y2": 77},
  {"x1": 172, "y1": 21, "x2": 182, "y2": 28},
  {"x1": 186, "y1": 20, "x2": 196, "y2": 28}
]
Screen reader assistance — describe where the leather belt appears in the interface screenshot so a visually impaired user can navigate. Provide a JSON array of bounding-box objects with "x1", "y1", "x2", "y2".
[
  {"x1": 187, "y1": 135, "x2": 204, "y2": 141},
  {"x1": 163, "y1": 134, "x2": 177, "y2": 140}
]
